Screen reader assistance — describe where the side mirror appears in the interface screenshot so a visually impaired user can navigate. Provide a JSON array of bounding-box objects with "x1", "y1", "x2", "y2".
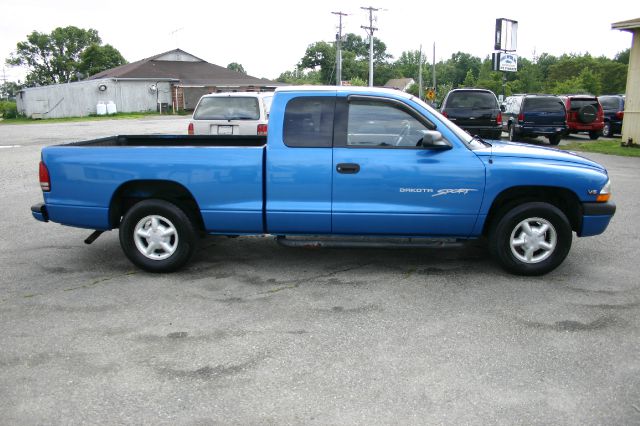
[
  {"x1": 500, "y1": 105, "x2": 506, "y2": 112},
  {"x1": 420, "y1": 130, "x2": 452, "y2": 150}
]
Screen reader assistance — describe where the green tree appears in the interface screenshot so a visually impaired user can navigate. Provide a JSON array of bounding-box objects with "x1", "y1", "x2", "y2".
[
  {"x1": 446, "y1": 52, "x2": 481, "y2": 88},
  {"x1": 462, "y1": 69, "x2": 476, "y2": 87},
  {"x1": 394, "y1": 50, "x2": 428, "y2": 81},
  {"x1": 614, "y1": 48, "x2": 630, "y2": 65},
  {"x1": 349, "y1": 77, "x2": 367, "y2": 86},
  {"x1": 78, "y1": 44, "x2": 126, "y2": 78},
  {"x1": 297, "y1": 33, "x2": 393, "y2": 85},
  {"x1": 550, "y1": 76, "x2": 586, "y2": 95},
  {"x1": 475, "y1": 57, "x2": 503, "y2": 95},
  {"x1": 0, "y1": 81, "x2": 22, "y2": 99},
  {"x1": 6, "y1": 26, "x2": 127, "y2": 86},
  {"x1": 276, "y1": 69, "x2": 322, "y2": 85},
  {"x1": 578, "y1": 68, "x2": 601, "y2": 95},
  {"x1": 227, "y1": 62, "x2": 247, "y2": 74},
  {"x1": 299, "y1": 41, "x2": 336, "y2": 84}
]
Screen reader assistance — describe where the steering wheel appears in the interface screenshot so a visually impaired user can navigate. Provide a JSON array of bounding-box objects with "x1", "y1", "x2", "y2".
[{"x1": 395, "y1": 120, "x2": 411, "y2": 146}]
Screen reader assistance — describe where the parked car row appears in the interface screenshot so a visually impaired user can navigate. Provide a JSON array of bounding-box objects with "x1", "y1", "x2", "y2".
[
  {"x1": 186, "y1": 90, "x2": 625, "y2": 144},
  {"x1": 440, "y1": 89, "x2": 625, "y2": 145}
]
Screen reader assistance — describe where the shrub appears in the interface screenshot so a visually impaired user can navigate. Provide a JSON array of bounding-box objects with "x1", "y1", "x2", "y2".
[{"x1": 0, "y1": 101, "x2": 18, "y2": 119}]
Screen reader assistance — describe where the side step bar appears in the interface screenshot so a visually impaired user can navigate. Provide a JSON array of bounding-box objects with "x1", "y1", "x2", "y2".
[{"x1": 276, "y1": 235, "x2": 464, "y2": 249}]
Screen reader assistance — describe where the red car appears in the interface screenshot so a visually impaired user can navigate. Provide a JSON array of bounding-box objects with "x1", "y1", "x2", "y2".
[{"x1": 561, "y1": 95, "x2": 604, "y2": 140}]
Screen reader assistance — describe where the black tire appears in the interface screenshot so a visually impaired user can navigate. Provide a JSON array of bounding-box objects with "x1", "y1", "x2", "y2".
[
  {"x1": 491, "y1": 130, "x2": 503, "y2": 140},
  {"x1": 603, "y1": 121, "x2": 613, "y2": 137},
  {"x1": 578, "y1": 105, "x2": 597, "y2": 124},
  {"x1": 119, "y1": 199, "x2": 197, "y2": 272},
  {"x1": 508, "y1": 124, "x2": 519, "y2": 142},
  {"x1": 589, "y1": 131, "x2": 600, "y2": 140},
  {"x1": 489, "y1": 202, "x2": 572, "y2": 276},
  {"x1": 548, "y1": 135, "x2": 561, "y2": 145}
]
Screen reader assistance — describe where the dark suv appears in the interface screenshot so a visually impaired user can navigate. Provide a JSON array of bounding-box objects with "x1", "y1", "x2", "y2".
[
  {"x1": 561, "y1": 95, "x2": 604, "y2": 140},
  {"x1": 598, "y1": 95, "x2": 625, "y2": 137},
  {"x1": 501, "y1": 94, "x2": 567, "y2": 145},
  {"x1": 440, "y1": 89, "x2": 502, "y2": 139}
]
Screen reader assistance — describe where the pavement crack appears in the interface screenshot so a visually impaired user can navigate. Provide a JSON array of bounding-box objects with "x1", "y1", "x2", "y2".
[{"x1": 62, "y1": 271, "x2": 137, "y2": 292}]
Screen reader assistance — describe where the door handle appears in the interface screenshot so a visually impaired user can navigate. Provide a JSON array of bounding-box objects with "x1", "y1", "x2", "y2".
[{"x1": 336, "y1": 163, "x2": 360, "y2": 174}]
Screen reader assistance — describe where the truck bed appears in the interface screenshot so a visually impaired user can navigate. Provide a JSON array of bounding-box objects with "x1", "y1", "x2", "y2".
[
  {"x1": 41, "y1": 136, "x2": 266, "y2": 232},
  {"x1": 63, "y1": 134, "x2": 266, "y2": 147}
]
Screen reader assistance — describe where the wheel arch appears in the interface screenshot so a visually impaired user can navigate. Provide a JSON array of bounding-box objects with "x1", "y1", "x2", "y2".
[
  {"x1": 109, "y1": 180, "x2": 205, "y2": 232},
  {"x1": 483, "y1": 186, "x2": 581, "y2": 235}
]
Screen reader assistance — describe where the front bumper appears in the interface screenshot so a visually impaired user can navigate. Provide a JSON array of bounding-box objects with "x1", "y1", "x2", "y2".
[
  {"x1": 31, "y1": 202, "x2": 49, "y2": 222},
  {"x1": 579, "y1": 201, "x2": 616, "y2": 237}
]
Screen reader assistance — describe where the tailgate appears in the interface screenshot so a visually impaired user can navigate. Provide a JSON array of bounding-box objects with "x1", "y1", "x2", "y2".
[
  {"x1": 447, "y1": 107, "x2": 497, "y2": 127},
  {"x1": 193, "y1": 120, "x2": 260, "y2": 135}
]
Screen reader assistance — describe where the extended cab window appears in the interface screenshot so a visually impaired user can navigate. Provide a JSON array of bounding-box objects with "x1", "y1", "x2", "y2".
[
  {"x1": 347, "y1": 100, "x2": 429, "y2": 148},
  {"x1": 283, "y1": 97, "x2": 335, "y2": 147}
]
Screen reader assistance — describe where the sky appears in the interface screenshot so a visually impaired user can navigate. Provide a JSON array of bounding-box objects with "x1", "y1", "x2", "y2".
[{"x1": 1, "y1": 0, "x2": 638, "y2": 83}]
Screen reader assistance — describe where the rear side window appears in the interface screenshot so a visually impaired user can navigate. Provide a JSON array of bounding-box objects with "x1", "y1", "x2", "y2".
[
  {"x1": 283, "y1": 97, "x2": 335, "y2": 148},
  {"x1": 446, "y1": 91, "x2": 497, "y2": 108},
  {"x1": 524, "y1": 97, "x2": 565, "y2": 113},
  {"x1": 194, "y1": 97, "x2": 260, "y2": 120}
]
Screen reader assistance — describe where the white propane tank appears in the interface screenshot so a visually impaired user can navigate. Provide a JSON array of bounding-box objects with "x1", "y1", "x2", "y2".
[
  {"x1": 96, "y1": 102, "x2": 107, "y2": 116},
  {"x1": 106, "y1": 101, "x2": 117, "y2": 115}
]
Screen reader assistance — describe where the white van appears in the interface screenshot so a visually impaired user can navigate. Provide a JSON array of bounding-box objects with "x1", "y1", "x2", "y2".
[{"x1": 188, "y1": 92, "x2": 273, "y2": 136}]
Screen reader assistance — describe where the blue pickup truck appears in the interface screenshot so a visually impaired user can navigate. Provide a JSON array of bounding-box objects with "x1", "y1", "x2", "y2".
[{"x1": 32, "y1": 87, "x2": 615, "y2": 275}]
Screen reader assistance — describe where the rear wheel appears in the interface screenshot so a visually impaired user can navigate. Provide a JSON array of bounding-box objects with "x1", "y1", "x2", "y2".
[
  {"x1": 119, "y1": 199, "x2": 197, "y2": 272},
  {"x1": 489, "y1": 202, "x2": 572, "y2": 275},
  {"x1": 603, "y1": 122, "x2": 613, "y2": 137},
  {"x1": 548, "y1": 135, "x2": 561, "y2": 145},
  {"x1": 589, "y1": 131, "x2": 600, "y2": 140}
]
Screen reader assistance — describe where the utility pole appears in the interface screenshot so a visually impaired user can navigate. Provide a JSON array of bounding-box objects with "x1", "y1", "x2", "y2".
[
  {"x1": 361, "y1": 6, "x2": 379, "y2": 87},
  {"x1": 432, "y1": 42, "x2": 436, "y2": 93},
  {"x1": 418, "y1": 45, "x2": 423, "y2": 100},
  {"x1": 332, "y1": 11, "x2": 348, "y2": 86}
]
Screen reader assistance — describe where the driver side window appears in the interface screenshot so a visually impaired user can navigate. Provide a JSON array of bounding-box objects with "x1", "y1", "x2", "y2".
[{"x1": 347, "y1": 101, "x2": 429, "y2": 148}]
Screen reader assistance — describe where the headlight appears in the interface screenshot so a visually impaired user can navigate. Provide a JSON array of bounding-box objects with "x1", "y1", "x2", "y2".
[{"x1": 597, "y1": 179, "x2": 611, "y2": 203}]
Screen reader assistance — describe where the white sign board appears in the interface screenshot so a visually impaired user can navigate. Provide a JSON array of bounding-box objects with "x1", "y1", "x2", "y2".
[{"x1": 499, "y1": 53, "x2": 518, "y2": 72}]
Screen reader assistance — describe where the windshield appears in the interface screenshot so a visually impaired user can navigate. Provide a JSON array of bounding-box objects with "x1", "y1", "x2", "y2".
[
  {"x1": 412, "y1": 97, "x2": 485, "y2": 149},
  {"x1": 194, "y1": 97, "x2": 260, "y2": 120}
]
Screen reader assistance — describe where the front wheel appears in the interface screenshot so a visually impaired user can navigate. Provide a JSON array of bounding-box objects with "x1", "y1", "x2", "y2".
[
  {"x1": 589, "y1": 131, "x2": 600, "y2": 140},
  {"x1": 119, "y1": 199, "x2": 197, "y2": 272},
  {"x1": 489, "y1": 202, "x2": 572, "y2": 275}
]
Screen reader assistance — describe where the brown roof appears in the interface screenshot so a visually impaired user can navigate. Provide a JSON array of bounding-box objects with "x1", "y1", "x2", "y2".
[{"x1": 87, "y1": 49, "x2": 281, "y2": 87}]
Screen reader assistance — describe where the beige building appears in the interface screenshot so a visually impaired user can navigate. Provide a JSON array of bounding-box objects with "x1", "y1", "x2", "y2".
[{"x1": 612, "y1": 18, "x2": 640, "y2": 144}]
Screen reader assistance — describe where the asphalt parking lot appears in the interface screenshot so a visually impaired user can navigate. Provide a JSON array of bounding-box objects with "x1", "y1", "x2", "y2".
[{"x1": 1, "y1": 117, "x2": 639, "y2": 425}]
